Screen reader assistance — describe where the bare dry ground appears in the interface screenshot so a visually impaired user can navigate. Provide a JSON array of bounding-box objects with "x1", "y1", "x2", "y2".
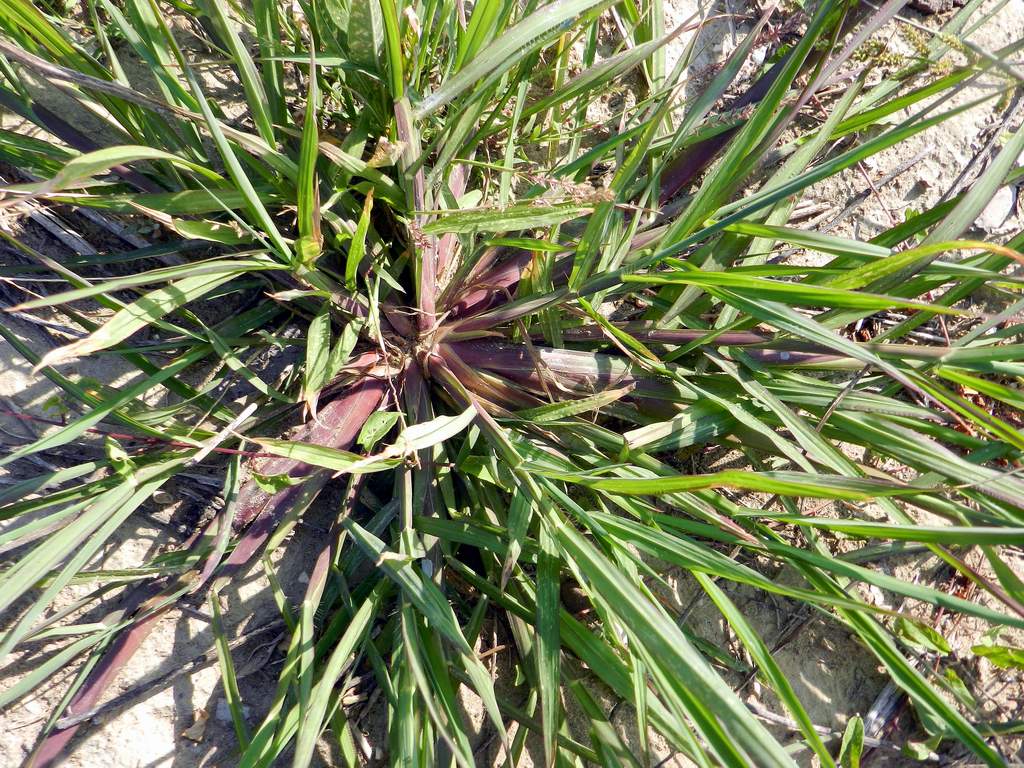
[{"x1": 2, "y1": 1, "x2": 1023, "y2": 766}]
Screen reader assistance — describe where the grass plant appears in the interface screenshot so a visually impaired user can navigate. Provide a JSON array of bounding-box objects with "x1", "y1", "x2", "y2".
[{"x1": 1, "y1": 0, "x2": 1024, "y2": 765}]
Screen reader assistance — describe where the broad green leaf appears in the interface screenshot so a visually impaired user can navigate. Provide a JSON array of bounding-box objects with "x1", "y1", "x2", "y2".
[
  {"x1": 388, "y1": 406, "x2": 477, "y2": 455},
  {"x1": 171, "y1": 218, "x2": 250, "y2": 244},
  {"x1": 296, "y1": 58, "x2": 322, "y2": 264},
  {"x1": 357, "y1": 411, "x2": 401, "y2": 451},
  {"x1": 346, "y1": 189, "x2": 374, "y2": 289},
  {"x1": 726, "y1": 221, "x2": 890, "y2": 259},
  {"x1": 378, "y1": 0, "x2": 403, "y2": 98},
  {"x1": 256, "y1": 407, "x2": 474, "y2": 474},
  {"x1": 252, "y1": 440, "x2": 400, "y2": 474},
  {"x1": 422, "y1": 201, "x2": 593, "y2": 236},
  {"x1": 894, "y1": 617, "x2": 951, "y2": 656},
  {"x1": 971, "y1": 644, "x2": 1024, "y2": 670},
  {"x1": 838, "y1": 716, "x2": 863, "y2": 768},
  {"x1": 14, "y1": 145, "x2": 220, "y2": 195},
  {"x1": 509, "y1": 385, "x2": 633, "y2": 423},
  {"x1": 539, "y1": 467, "x2": 928, "y2": 500},
  {"x1": 11, "y1": 255, "x2": 279, "y2": 310},
  {"x1": 303, "y1": 302, "x2": 331, "y2": 415},
  {"x1": 537, "y1": 516, "x2": 561, "y2": 766},
  {"x1": 626, "y1": 268, "x2": 962, "y2": 314},
  {"x1": 252, "y1": 472, "x2": 305, "y2": 494},
  {"x1": 36, "y1": 268, "x2": 249, "y2": 367},
  {"x1": 210, "y1": 586, "x2": 250, "y2": 748}
]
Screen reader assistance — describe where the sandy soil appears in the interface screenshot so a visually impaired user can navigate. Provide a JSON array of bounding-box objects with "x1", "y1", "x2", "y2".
[{"x1": 2, "y1": 1, "x2": 1024, "y2": 766}]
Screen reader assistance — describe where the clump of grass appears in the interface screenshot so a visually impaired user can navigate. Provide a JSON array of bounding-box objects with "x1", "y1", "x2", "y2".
[{"x1": 1, "y1": 0, "x2": 1023, "y2": 766}]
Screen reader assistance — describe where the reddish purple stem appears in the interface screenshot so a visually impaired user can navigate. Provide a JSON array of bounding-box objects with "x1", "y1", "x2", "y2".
[
  {"x1": 444, "y1": 340, "x2": 681, "y2": 404},
  {"x1": 222, "y1": 377, "x2": 388, "y2": 572},
  {"x1": 446, "y1": 252, "x2": 573, "y2": 320}
]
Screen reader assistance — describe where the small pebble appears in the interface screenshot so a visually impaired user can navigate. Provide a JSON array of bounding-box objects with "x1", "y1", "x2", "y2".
[
  {"x1": 908, "y1": 0, "x2": 966, "y2": 14},
  {"x1": 152, "y1": 490, "x2": 174, "y2": 506},
  {"x1": 974, "y1": 186, "x2": 1015, "y2": 233},
  {"x1": 215, "y1": 699, "x2": 251, "y2": 723}
]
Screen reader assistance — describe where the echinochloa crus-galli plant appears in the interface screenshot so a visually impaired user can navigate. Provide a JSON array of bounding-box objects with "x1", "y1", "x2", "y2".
[{"x1": 2, "y1": 0, "x2": 1024, "y2": 766}]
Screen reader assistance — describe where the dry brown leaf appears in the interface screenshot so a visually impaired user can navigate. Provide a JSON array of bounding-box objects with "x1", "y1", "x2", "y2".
[{"x1": 181, "y1": 708, "x2": 209, "y2": 743}]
